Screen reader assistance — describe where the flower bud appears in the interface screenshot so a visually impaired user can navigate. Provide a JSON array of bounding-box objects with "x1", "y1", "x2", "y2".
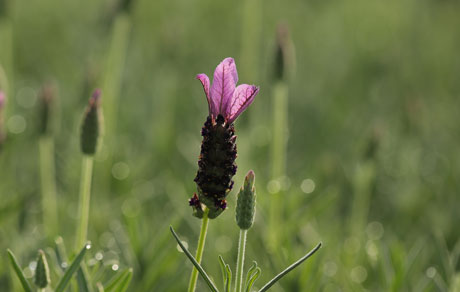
[
  {"x1": 80, "y1": 89, "x2": 103, "y2": 155},
  {"x1": 236, "y1": 170, "x2": 256, "y2": 230},
  {"x1": 34, "y1": 250, "x2": 51, "y2": 288},
  {"x1": 38, "y1": 84, "x2": 56, "y2": 136},
  {"x1": 274, "y1": 23, "x2": 295, "y2": 82}
]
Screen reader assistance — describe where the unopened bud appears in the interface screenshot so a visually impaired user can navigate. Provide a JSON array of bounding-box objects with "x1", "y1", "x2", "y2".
[
  {"x1": 236, "y1": 170, "x2": 256, "y2": 230},
  {"x1": 80, "y1": 89, "x2": 103, "y2": 155},
  {"x1": 38, "y1": 84, "x2": 56, "y2": 136},
  {"x1": 274, "y1": 23, "x2": 295, "y2": 82},
  {"x1": 34, "y1": 250, "x2": 51, "y2": 288}
]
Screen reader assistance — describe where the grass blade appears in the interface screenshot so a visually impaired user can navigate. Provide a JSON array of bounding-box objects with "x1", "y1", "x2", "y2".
[
  {"x1": 170, "y1": 226, "x2": 219, "y2": 292},
  {"x1": 258, "y1": 242, "x2": 322, "y2": 292},
  {"x1": 6, "y1": 249, "x2": 32, "y2": 292},
  {"x1": 104, "y1": 268, "x2": 133, "y2": 292},
  {"x1": 55, "y1": 243, "x2": 91, "y2": 292},
  {"x1": 114, "y1": 268, "x2": 133, "y2": 292},
  {"x1": 77, "y1": 264, "x2": 93, "y2": 292}
]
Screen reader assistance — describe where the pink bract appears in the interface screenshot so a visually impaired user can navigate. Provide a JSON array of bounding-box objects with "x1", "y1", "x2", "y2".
[{"x1": 196, "y1": 57, "x2": 259, "y2": 124}]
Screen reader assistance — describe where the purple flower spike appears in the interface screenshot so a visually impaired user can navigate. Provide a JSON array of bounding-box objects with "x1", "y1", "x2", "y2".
[{"x1": 196, "y1": 57, "x2": 259, "y2": 123}]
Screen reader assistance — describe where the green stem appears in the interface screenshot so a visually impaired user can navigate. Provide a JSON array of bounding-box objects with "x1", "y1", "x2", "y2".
[
  {"x1": 39, "y1": 136, "x2": 58, "y2": 236},
  {"x1": 235, "y1": 229, "x2": 248, "y2": 292},
  {"x1": 268, "y1": 81, "x2": 288, "y2": 251},
  {"x1": 75, "y1": 155, "x2": 94, "y2": 251},
  {"x1": 187, "y1": 208, "x2": 210, "y2": 292}
]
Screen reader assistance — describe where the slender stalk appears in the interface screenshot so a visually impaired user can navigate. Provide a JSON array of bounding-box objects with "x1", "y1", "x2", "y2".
[
  {"x1": 235, "y1": 229, "x2": 248, "y2": 292},
  {"x1": 39, "y1": 136, "x2": 58, "y2": 236},
  {"x1": 268, "y1": 81, "x2": 288, "y2": 251},
  {"x1": 187, "y1": 208, "x2": 210, "y2": 292},
  {"x1": 75, "y1": 156, "x2": 94, "y2": 250}
]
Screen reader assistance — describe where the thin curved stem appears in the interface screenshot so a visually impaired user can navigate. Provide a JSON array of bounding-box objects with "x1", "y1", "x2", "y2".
[
  {"x1": 188, "y1": 208, "x2": 210, "y2": 292},
  {"x1": 235, "y1": 229, "x2": 247, "y2": 292}
]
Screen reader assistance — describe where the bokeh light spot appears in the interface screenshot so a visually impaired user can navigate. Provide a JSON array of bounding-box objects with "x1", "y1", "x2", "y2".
[
  {"x1": 344, "y1": 237, "x2": 361, "y2": 254},
  {"x1": 323, "y1": 261, "x2": 337, "y2": 277},
  {"x1": 8, "y1": 115, "x2": 27, "y2": 134},
  {"x1": 267, "y1": 180, "x2": 281, "y2": 194},
  {"x1": 112, "y1": 162, "x2": 130, "y2": 180},
  {"x1": 177, "y1": 241, "x2": 188, "y2": 253},
  {"x1": 301, "y1": 179, "x2": 315, "y2": 194},
  {"x1": 17, "y1": 87, "x2": 37, "y2": 108},
  {"x1": 215, "y1": 235, "x2": 232, "y2": 253},
  {"x1": 122, "y1": 198, "x2": 141, "y2": 218},
  {"x1": 426, "y1": 267, "x2": 436, "y2": 278},
  {"x1": 366, "y1": 221, "x2": 384, "y2": 240},
  {"x1": 350, "y1": 265, "x2": 367, "y2": 283}
]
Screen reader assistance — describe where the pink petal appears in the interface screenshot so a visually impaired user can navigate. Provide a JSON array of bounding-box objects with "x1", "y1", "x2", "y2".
[
  {"x1": 196, "y1": 74, "x2": 212, "y2": 115},
  {"x1": 210, "y1": 58, "x2": 238, "y2": 116},
  {"x1": 227, "y1": 84, "x2": 259, "y2": 123}
]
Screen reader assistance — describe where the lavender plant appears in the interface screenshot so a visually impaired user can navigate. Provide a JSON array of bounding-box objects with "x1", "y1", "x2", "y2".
[
  {"x1": 172, "y1": 58, "x2": 321, "y2": 292},
  {"x1": 7, "y1": 88, "x2": 133, "y2": 292},
  {"x1": 187, "y1": 57, "x2": 259, "y2": 292},
  {"x1": 75, "y1": 89, "x2": 103, "y2": 250},
  {"x1": 37, "y1": 84, "x2": 59, "y2": 237},
  {"x1": 172, "y1": 170, "x2": 322, "y2": 292}
]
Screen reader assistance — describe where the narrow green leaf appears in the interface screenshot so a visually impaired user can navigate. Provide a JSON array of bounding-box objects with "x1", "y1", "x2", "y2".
[
  {"x1": 224, "y1": 264, "x2": 232, "y2": 292},
  {"x1": 55, "y1": 243, "x2": 91, "y2": 292},
  {"x1": 218, "y1": 256, "x2": 227, "y2": 289},
  {"x1": 104, "y1": 269, "x2": 131, "y2": 292},
  {"x1": 218, "y1": 255, "x2": 232, "y2": 292},
  {"x1": 55, "y1": 236, "x2": 68, "y2": 272},
  {"x1": 6, "y1": 249, "x2": 32, "y2": 292},
  {"x1": 114, "y1": 268, "x2": 133, "y2": 292},
  {"x1": 96, "y1": 282, "x2": 105, "y2": 292},
  {"x1": 245, "y1": 261, "x2": 258, "y2": 286},
  {"x1": 170, "y1": 226, "x2": 219, "y2": 292},
  {"x1": 77, "y1": 264, "x2": 93, "y2": 292},
  {"x1": 245, "y1": 261, "x2": 260, "y2": 292},
  {"x1": 258, "y1": 242, "x2": 322, "y2": 292},
  {"x1": 245, "y1": 268, "x2": 260, "y2": 292}
]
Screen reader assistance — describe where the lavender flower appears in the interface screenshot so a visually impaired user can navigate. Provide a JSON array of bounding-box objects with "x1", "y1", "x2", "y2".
[{"x1": 191, "y1": 58, "x2": 259, "y2": 219}]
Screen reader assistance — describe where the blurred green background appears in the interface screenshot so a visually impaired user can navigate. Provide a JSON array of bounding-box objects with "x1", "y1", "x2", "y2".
[{"x1": 1, "y1": 0, "x2": 459, "y2": 291}]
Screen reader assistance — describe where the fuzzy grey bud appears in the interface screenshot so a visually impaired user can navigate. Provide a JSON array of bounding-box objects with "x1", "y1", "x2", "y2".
[{"x1": 236, "y1": 170, "x2": 256, "y2": 230}]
